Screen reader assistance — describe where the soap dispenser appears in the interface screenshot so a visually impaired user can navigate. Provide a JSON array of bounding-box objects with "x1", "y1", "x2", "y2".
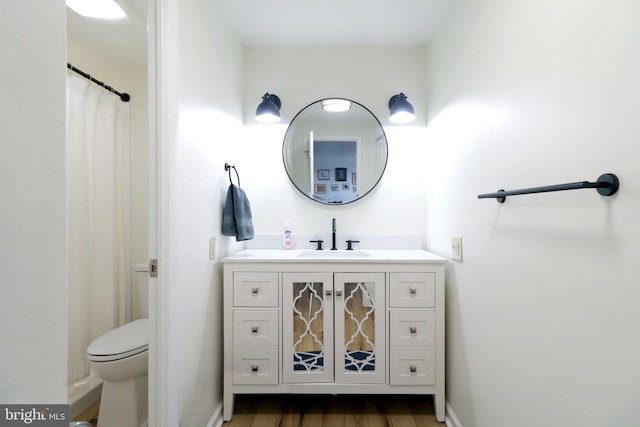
[{"x1": 282, "y1": 220, "x2": 293, "y2": 250}]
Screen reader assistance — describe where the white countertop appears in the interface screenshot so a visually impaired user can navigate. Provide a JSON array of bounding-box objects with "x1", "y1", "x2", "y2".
[{"x1": 221, "y1": 249, "x2": 447, "y2": 263}]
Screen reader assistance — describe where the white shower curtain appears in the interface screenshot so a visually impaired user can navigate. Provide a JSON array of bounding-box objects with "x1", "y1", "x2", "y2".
[{"x1": 67, "y1": 73, "x2": 131, "y2": 385}]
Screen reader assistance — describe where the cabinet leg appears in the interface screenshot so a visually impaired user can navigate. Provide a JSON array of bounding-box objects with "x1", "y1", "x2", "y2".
[
  {"x1": 223, "y1": 392, "x2": 234, "y2": 421},
  {"x1": 433, "y1": 393, "x2": 445, "y2": 423}
]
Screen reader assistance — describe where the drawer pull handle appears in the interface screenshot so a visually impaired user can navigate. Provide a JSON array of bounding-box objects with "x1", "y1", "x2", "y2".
[
  {"x1": 409, "y1": 326, "x2": 417, "y2": 334},
  {"x1": 409, "y1": 287, "x2": 417, "y2": 295},
  {"x1": 251, "y1": 365, "x2": 259, "y2": 372},
  {"x1": 336, "y1": 290, "x2": 343, "y2": 297},
  {"x1": 325, "y1": 290, "x2": 333, "y2": 296},
  {"x1": 251, "y1": 326, "x2": 259, "y2": 333},
  {"x1": 251, "y1": 287, "x2": 259, "y2": 294},
  {"x1": 409, "y1": 365, "x2": 417, "y2": 373}
]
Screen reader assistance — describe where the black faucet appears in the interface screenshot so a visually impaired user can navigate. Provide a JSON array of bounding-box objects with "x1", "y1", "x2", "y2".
[
  {"x1": 310, "y1": 239, "x2": 324, "y2": 250},
  {"x1": 331, "y1": 218, "x2": 337, "y2": 250},
  {"x1": 345, "y1": 239, "x2": 360, "y2": 251}
]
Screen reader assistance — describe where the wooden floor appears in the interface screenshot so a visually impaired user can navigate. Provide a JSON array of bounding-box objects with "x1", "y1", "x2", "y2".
[
  {"x1": 223, "y1": 394, "x2": 443, "y2": 427},
  {"x1": 72, "y1": 400, "x2": 99, "y2": 426}
]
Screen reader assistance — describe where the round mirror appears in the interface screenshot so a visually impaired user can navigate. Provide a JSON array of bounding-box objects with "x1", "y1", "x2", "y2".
[{"x1": 283, "y1": 98, "x2": 388, "y2": 204}]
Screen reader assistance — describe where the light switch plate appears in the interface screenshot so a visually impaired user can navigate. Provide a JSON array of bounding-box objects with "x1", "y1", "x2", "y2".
[
  {"x1": 209, "y1": 237, "x2": 216, "y2": 260},
  {"x1": 452, "y1": 237, "x2": 463, "y2": 262}
]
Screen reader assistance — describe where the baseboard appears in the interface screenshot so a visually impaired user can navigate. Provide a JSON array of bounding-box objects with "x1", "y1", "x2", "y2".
[
  {"x1": 206, "y1": 402, "x2": 223, "y2": 427},
  {"x1": 445, "y1": 401, "x2": 463, "y2": 427}
]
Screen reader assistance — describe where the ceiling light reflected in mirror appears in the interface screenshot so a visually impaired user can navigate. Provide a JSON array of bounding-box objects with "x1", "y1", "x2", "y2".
[{"x1": 322, "y1": 99, "x2": 352, "y2": 113}]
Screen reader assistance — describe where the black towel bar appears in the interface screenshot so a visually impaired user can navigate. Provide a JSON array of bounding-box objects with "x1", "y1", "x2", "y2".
[{"x1": 477, "y1": 173, "x2": 619, "y2": 203}]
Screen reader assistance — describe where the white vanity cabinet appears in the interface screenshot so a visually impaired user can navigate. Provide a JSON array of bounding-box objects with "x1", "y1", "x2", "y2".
[
  {"x1": 282, "y1": 271, "x2": 386, "y2": 385},
  {"x1": 222, "y1": 249, "x2": 446, "y2": 422}
]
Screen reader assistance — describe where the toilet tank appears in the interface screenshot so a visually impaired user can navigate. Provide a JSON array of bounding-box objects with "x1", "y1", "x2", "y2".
[{"x1": 132, "y1": 262, "x2": 149, "y2": 319}]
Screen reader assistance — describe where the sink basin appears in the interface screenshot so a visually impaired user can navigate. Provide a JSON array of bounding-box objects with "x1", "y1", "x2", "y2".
[{"x1": 298, "y1": 250, "x2": 371, "y2": 258}]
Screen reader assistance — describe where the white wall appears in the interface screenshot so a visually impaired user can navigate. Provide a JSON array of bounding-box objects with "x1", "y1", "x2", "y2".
[
  {"x1": 244, "y1": 47, "x2": 428, "y2": 127},
  {"x1": 425, "y1": 1, "x2": 640, "y2": 426},
  {"x1": 0, "y1": 0, "x2": 67, "y2": 403},
  {"x1": 160, "y1": 0, "x2": 244, "y2": 424},
  {"x1": 240, "y1": 47, "x2": 430, "y2": 245}
]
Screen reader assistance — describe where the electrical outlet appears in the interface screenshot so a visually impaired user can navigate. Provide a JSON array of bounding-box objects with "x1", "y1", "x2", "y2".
[
  {"x1": 209, "y1": 237, "x2": 216, "y2": 260},
  {"x1": 452, "y1": 237, "x2": 463, "y2": 262}
]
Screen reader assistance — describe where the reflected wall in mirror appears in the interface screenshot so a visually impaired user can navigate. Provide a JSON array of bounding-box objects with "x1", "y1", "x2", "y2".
[{"x1": 283, "y1": 99, "x2": 388, "y2": 204}]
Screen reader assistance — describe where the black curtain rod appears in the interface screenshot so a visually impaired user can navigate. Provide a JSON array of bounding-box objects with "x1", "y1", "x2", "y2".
[{"x1": 67, "y1": 63, "x2": 130, "y2": 102}]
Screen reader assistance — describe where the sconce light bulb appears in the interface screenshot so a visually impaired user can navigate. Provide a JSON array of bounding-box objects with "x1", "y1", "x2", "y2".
[
  {"x1": 256, "y1": 112, "x2": 281, "y2": 123},
  {"x1": 390, "y1": 110, "x2": 415, "y2": 124}
]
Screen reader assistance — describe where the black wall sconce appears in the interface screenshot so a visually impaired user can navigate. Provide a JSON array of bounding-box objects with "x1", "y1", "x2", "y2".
[
  {"x1": 388, "y1": 93, "x2": 415, "y2": 124},
  {"x1": 255, "y1": 93, "x2": 281, "y2": 123}
]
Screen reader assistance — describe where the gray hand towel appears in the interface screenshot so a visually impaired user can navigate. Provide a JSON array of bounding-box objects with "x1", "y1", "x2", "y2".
[{"x1": 222, "y1": 184, "x2": 254, "y2": 241}]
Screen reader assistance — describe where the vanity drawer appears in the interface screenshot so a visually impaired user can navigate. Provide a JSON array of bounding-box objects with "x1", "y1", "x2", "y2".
[
  {"x1": 233, "y1": 347, "x2": 278, "y2": 385},
  {"x1": 233, "y1": 310, "x2": 278, "y2": 347},
  {"x1": 390, "y1": 348, "x2": 435, "y2": 386},
  {"x1": 233, "y1": 272, "x2": 279, "y2": 307},
  {"x1": 390, "y1": 311, "x2": 435, "y2": 348},
  {"x1": 389, "y1": 272, "x2": 435, "y2": 308}
]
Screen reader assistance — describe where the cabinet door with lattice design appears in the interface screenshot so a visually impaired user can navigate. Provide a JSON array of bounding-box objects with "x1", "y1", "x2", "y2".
[
  {"x1": 282, "y1": 272, "x2": 334, "y2": 383},
  {"x1": 334, "y1": 272, "x2": 386, "y2": 384}
]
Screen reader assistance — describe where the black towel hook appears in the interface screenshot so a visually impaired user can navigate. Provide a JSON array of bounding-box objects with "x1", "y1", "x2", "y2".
[{"x1": 225, "y1": 163, "x2": 240, "y2": 187}]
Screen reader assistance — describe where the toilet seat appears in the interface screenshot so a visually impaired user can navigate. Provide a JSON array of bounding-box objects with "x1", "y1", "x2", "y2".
[{"x1": 87, "y1": 319, "x2": 148, "y2": 362}]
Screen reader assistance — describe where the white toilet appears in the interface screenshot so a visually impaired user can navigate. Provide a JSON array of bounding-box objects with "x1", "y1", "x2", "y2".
[{"x1": 87, "y1": 264, "x2": 149, "y2": 427}]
